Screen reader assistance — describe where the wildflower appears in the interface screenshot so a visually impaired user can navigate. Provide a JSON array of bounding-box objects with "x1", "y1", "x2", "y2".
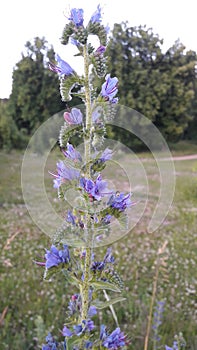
[
  {"x1": 66, "y1": 210, "x2": 77, "y2": 226},
  {"x1": 63, "y1": 143, "x2": 82, "y2": 162},
  {"x1": 49, "y1": 54, "x2": 74, "y2": 78},
  {"x1": 95, "y1": 45, "x2": 106, "y2": 55},
  {"x1": 85, "y1": 341, "x2": 93, "y2": 349},
  {"x1": 79, "y1": 175, "x2": 110, "y2": 201},
  {"x1": 100, "y1": 148, "x2": 113, "y2": 162},
  {"x1": 88, "y1": 305, "x2": 97, "y2": 318},
  {"x1": 101, "y1": 74, "x2": 118, "y2": 102},
  {"x1": 64, "y1": 108, "x2": 83, "y2": 125},
  {"x1": 42, "y1": 333, "x2": 58, "y2": 350},
  {"x1": 108, "y1": 192, "x2": 131, "y2": 211},
  {"x1": 68, "y1": 8, "x2": 84, "y2": 27},
  {"x1": 89, "y1": 5, "x2": 102, "y2": 23},
  {"x1": 45, "y1": 245, "x2": 70, "y2": 269},
  {"x1": 165, "y1": 341, "x2": 179, "y2": 350},
  {"x1": 91, "y1": 248, "x2": 114, "y2": 272},
  {"x1": 100, "y1": 325, "x2": 108, "y2": 341},
  {"x1": 50, "y1": 161, "x2": 80, "y2": 189},
  {"x1": 102, "y1": 327, "x2": 126, "y2": 349},
  {"x1": 73, "y1": 320, "x2": 95, "y2": 336},
  {"x1": 62, "y1": 325, "x2": 73, "y2": 337}
]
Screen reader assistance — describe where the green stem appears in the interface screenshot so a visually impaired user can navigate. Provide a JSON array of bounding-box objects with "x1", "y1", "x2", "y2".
[{"x1": 81, "y1": 44, "x2": 92, "y2": 321}]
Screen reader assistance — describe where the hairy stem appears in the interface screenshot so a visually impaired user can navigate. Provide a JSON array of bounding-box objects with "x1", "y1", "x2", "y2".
[{"x1": 81, "y1": 44, "x2": 92, "y2": 321}]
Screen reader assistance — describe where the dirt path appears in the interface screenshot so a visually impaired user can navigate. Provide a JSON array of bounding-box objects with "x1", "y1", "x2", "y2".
[{"x1": 171, "y1": 154, "x2": 197, "y2": 161}]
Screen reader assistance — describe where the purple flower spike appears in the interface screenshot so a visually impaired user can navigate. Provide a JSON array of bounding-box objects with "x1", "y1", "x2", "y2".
[
  {"x1": 101, "y1": 74, "x2": 118, "y2": 102},
  {"x1": 90, "y1": 4, "x2": 102, "y2": 23},
  {"x1": 63, "y1": 143, "x2": 82, "y2": 162},
  {"x1": 68, "y1": 8, "x2": 84, "y2": 26},
  {"x1": 64, "y1": 108, "x2": 83, "y2": 125},
  {"x1": 108, "y1": 192, "x2": 131, "y2": 211},
  {"x1": 102, "y1": 327, "x2": 126, "y2": 349},
  {"x1": 42, "y1": 333, "x2": 58, "y2": 350},
  {"x1": 45, "y1": 245, "x2": 70, "y2": 269},
  {"x1": 49, "y1": 54, "x2": 74, "y2": 78}
]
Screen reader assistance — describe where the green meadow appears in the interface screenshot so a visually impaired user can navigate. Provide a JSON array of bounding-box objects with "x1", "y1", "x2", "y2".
[{"x1": 0, "y1": 145, "x2": 197, "y2": 349}]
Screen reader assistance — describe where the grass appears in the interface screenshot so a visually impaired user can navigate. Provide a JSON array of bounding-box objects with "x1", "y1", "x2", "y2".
[{"x1": 0, "y1": 146, "x2": 197, "y2": 349}]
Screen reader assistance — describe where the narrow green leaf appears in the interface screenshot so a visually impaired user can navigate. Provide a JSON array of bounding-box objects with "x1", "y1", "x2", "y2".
[
  {"x1": 92, "y1": 296, "x2": 126, "y2": 309},
  {"x1": 91, "y1": 280, "x2": 122, "y2": 293}
]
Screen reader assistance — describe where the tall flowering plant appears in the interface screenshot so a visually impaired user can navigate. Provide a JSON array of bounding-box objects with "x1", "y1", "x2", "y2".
[{"x1": 36, "y1": 5, "x2": 132, "y2": 350}]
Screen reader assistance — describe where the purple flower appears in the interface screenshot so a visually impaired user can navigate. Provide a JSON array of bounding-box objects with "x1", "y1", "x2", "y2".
[
  {"x1": 50, "y1": 161, "x2": 80, "y2": 189},
  {"x1": 63, "y1": 143, "x2": 82, "y2": 162},
  {"x1": 73, "y1": 320, "x2": 95, "y2": 336},
  {"x1": 165, "y1": 342, "x2": 179, "y2": 350},
  {"x1": 100, "y1": 148, "x2": 113, "y2": 162},
  {"x1": 88, "y1": 305, "x2": 97, "y2": 318},
  {"x1": 42, "y1": 333, "x2": 58, "y2": 350},
  {"x1": 102, "y1": 214, "x2": 112, "y2": 224},
  {"x1": 108, "y1": 192, "x2": 131, "y2": 211},
  {"x1": 85, "y1": 341, "x2": 93, "y2": 349},
  {"x1": 102, "y1": 327, "x2": 126, "y2": 349},
  {"x1": 45, "y1": 245, "x2": 70, "y2": 269},
  {"x1": 79, "y1": 175, "x2": 110, "y2": 201},
  {"x1": 49, "y1": 54, "x2": 74, "y2": 78},
  {"x1": 89, "y1": 5, "x2": 102, "y2": 23},
  {"x1": 62, "y1": 326, "x2": 73, "y2": 337},
  {"x1": 100, "y1": 325, "x2": 108, "y2": 341},
  {"x1": 103, "y1": 248, "x2": 115, "y2": 263},
  {"x1": 66, "y1": 210, "x2": 77, "y2": 225},
  {"x1": 91, "y1": 248, "x2": 114, "y2": 272},
  {"x1": 101, "y1": 74, "x2": 118, "y2": 102},
  {"x1": 95, "y1": 45, "x2": 106, "y2": 56},
  {"x1": 64, "y1": 108, "x2": 83, "y2": 125},
  {"x1": 68, "y1": 8, "x2": 84, "y2": 26}
]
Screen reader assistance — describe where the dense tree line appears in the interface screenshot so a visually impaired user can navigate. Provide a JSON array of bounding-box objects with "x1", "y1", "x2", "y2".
[{"x1": 0, "y1": 23, "x2": 197, "y2": 150}]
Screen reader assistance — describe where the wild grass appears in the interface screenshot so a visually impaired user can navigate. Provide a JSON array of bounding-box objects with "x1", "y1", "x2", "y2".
[{"x1": 0, "y1": 148, "x2": 197, "y2": 349}]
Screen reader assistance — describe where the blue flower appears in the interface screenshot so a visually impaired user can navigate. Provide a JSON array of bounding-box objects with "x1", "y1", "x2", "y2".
[
  {"x1": 88, "y1": 305, "x2": 97, "y2": 317},
  {"x1": 63, "y1": 143, "x2": 82, "y2": 162},
  {"x1": 91, "y1": 248, "x2": 114, "y2": 272},
  {"x1": 79, "y1": 175, "x2": 110, "y2": 201},
  {"x1": 66, "y1": 210, "x2": 77, "y2": 225},
  {"x1": 73, "y1": 320, "x2": 95, "y2": 336},
  {"x1": 62, "y1": 325, "x2": 73, "y2": 337},
  {"x1": 45, "y1": 245, "x2": 70, "y2": 269},
  {"x1": 50, "y1": 161, "x2": 80, "y2": 189},
  {"x1": 49, "y1": 54, "x2": 74, "y2": 78},
  {"x1": 42, "y1": 333, "x2": 58, "y2": 350},
  {"x1": 95, "y1": 45, "x2": 106, "y2": 56},
  {"x1": 165, "y1": 341, "x2": 179, "y2": 350},
  {"x1": 102, "y1": 327, "x2": 126, "y2": 349},
  {"x1": 108, "y1": 192, "x2": 131, "y2": 211},
  {"x1": 101, "y1": 74, "x2": 118, "y2": 102},
  {"x1": 68, "y1": 8, "x2": 84, "y2": 26},
  {"x1": 100, "y1": 148, "x2": 113, "y2": 162},
  {"x1": 85, "y1": 341, "x2": 93, "y2": 349},
  {"x1": 64, "y1": 108, "x2": 83, "y2": 125},
  {"x1": 100, "y1": 325, "x2": 108, "y2": 341},
  {"x1": 89, "y1": 5, "x2": 102, "y2": 23}
]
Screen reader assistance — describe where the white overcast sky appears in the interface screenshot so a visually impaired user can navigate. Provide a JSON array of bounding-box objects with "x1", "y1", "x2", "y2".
[{"x1": 0, "y1": 0, "x2": 196, "y2": 98}]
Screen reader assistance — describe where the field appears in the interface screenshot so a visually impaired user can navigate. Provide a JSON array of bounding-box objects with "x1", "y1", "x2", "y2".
[{"x1": 0, "y1": 145, "x2": 197, "y2": 350}]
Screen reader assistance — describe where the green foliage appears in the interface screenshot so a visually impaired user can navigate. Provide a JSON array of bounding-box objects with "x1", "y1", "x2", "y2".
[
  {"x1": 8, "y1": 37, "x2": 66, "y2": 137},
  {"x1": 101, "y1": 23, "x2": 197, "y2": 146}
]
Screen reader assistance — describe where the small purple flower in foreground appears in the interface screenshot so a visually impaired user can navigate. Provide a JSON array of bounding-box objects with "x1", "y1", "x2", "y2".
[
  {"x1": 73, "y1": 319, "x2": 95, "y2": 336},
  {"x1": 64, "y1": 108, "x2": 83, "y2": 125},
  {"x1": 62, "y1": 325, "x2": 73, "y2": 337},
  {"x1": 95, "y1": 45, "x2": 106, "y2": 56},
  {"x1": 165, "y1": 341, "x2": 179, "y2": 350},
  {"x1": 102, "y1": 327, "x2": 126, "y2": 349},
  {"x1": 88, "y1": 305, "x2": 97, "y2": 318},
  {"x1": 45, "y1": 245, "x2": 70, "y2": 269},
  {"x1": 50, "y1": 161, "x2": 80, "y2": 189},
  {"x1": 108, "y1": 192, "x2": 131, "y2": 211},
  {"x1": 68, "y1": 8, "x2": 84, "y2": 27},
  {"x1": 49, "y1": 54, "x2": 74, "y2": 78},
  {"x1": 100, "y1": 325, "x2": 108, "y2": 341},
  {"x1": 89, "y1": 4, "x2": 102, "y2": 23},
  {"x1": 100, "y1": 148, "x2": 113, "y2": 162},
  {"x1": 101, "y1": 74, "x2": 118, "y2": 102},
  {"x1": 79, "y1": 175, "x2": 110, "y2": 201},
  {"x1": 42, "y1": 333, "x2": 58, "y2": 350},
  {"x1": 63, "y1": 143, "x2": 82, "y2": 162}
]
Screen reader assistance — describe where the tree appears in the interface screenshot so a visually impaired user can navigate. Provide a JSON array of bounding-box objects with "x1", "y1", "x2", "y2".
[
  {"x1": 8, "y1": 37, "x2": 66, "y2": 136},
  {"x1": 105, "y1": 23, "x2": 196, "y2": 144}
]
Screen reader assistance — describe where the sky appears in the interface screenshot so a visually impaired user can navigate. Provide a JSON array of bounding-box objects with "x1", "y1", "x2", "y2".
[{"x1": 0, "y1": 0, "x2": 196, "y2": 98}]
